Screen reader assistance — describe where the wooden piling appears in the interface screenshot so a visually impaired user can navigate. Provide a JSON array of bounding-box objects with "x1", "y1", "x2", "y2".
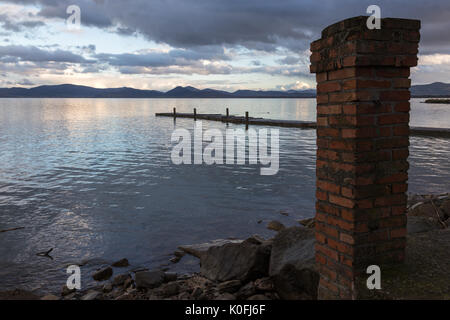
[
  {"x1": 194, "y1": 108, "x2": 197, "y2": 121},
  {"x1": 245, "y1": 111, "x2": 249, "y2": 130}
]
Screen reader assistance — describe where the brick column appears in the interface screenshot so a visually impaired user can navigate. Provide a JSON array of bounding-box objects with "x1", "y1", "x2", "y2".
[{"x1": 309, "y1": 16, "x2": 420, "y2": 299}]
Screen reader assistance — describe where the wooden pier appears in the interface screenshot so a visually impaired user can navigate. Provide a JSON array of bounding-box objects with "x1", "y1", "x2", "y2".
[{"x1": 155, "y1": 110, "x2": 450, "y2": 138}]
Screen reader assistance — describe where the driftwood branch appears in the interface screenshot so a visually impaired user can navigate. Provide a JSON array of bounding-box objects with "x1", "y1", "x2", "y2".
[
  {"x1": 0, "y1": 227, "x2": 25, "y2": 233},
  {"x1": 430, "y1": 200, "x2": 447, "y2": 228}
]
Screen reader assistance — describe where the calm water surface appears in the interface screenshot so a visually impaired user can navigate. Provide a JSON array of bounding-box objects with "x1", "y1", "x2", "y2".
[{"x1": 0, "y1": 98, "x2": 449, "y2": 293}]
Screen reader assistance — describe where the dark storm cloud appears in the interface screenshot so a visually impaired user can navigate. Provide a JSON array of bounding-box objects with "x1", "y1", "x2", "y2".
[
  {"x1": 0, "y1": 13, "x2": 45, "y2": 32},
  {"x1": 6, "y1": 0, "x2": 450, "y2": 53},
  {"x1": 0, "y1": 45, "x2": 93, "y2": 63},
  {"x1": 95, "y1": 46, "x2": 229, "y2": 68}
]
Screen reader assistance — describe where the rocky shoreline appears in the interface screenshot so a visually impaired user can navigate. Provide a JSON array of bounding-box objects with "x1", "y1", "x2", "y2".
[{"x1": 1, "y1": 192, "x2": 449, "y2": 300}]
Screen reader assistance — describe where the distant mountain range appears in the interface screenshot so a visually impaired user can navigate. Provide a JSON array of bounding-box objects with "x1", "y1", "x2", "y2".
[
  {"x1": 410, "y1": 82, "x2": 450, "y2": 97},
  {"x1": 0, "y1": 82, "x2": 449, "y2": 98},
  {"x1": 0, "y1": 84, "x2": 316, "y2": 98}
]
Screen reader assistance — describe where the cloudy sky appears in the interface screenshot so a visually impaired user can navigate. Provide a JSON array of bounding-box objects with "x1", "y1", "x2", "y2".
[{"x1": 1, "y1": 0, "x2": 450, "y2": 91}]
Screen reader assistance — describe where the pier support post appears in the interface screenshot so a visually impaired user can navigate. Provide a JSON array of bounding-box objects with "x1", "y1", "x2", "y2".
[
  {"x1": 309, "y1": 16, "x2": 420, "y2": 299},
  {"x1": 173, "y1": 107, "x2": 176, "y2": 119},
  {"x1": 245, "y1": 111, "x2": 249, "y2": 130},
  {"x1": 194, "y1": 108, "x2": 197, "y2": 121}
]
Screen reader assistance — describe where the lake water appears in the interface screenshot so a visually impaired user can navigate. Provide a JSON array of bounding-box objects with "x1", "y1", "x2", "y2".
[{"x1": 0, "y1": 98, "x2": 449, "y2": 294}]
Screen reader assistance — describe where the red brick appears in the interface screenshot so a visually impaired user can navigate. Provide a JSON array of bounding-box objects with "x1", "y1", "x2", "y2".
[
  {"x1": 380, "y1": 90, "x2": 411, "y2": 101},
  {"x1": 317, "y1": 180, "x2": 340, "y2": 194},
  {"x1": 392, "y1": 149, "x2": 409, "y2": 160},
  {"x1": 316, "y1": 243, "x2": 339, "y2": 261},
  {"x1": 317, "y1": 127, "x2": 340, "y2": 137},
  {"x1": 316, "y1": 189, "x2": 328, "y2": 201},
  {"x1": 318, "y1": 105, "x2": 342, "y2": 115},
  {"x1": 317, "y1": 117, "x2": 328, "y2": 126},
  {"x1": 340, "y1": 232, "x2": 355, "y2": 245},
  {"x1": 317, "y1": 94, "x2": 329, "y2": 104},
  {"x1": 316, "y1": 221, "x2": 339, "y2": 238},
  {"x1": 378, "y1": 113, "x2": 409, "y2": 125},
  {"x1": 394, "y1": 101, "x2": 410, "y2": 112},
  {"x1": 318, "y1": 81, "x2": 341, "y2": 93},
  {"x1": 329, "y1": 194, "x2": 355, "y2": 208},
  {"x1": 316, "y1": 72, "x2": 328, "y2": 83},
  {"x1": 393, "y1": 78, "x2": 411, "y2": 88},
  {"x1": 393, "y1": 125, "x2": 410, "y2": 136}
]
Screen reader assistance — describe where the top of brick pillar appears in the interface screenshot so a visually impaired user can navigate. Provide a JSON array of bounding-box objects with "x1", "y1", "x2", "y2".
[
  {"x1": 320, "y1": 16, "x2": 420, "y2": 39},
  {"x1": 310, "y1": 16, "x2": 421, "y2": 74}
]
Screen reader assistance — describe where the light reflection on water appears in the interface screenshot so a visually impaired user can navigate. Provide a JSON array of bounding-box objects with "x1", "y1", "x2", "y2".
[{"x1": 0, "y1": 98, "x2": 449, "y2": 293}]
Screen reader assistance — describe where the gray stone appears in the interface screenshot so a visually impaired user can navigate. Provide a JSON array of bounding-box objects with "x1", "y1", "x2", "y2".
[
  {"x1": 170, "y1": 256, "x2": 181, "y2": 263},
  {"x1": 254, "y1": 277, "x2": 274, "y2": 292},
  {"x1": 439, "y1": 199, "x2": 450, "y2": 220},
  {"x1": 164, "y1": 272, "x2": 178, "y2": 282},
  {"x1": 191, "y1": 286, "x2": 203, "y2": 299},
  {"x1": 236, "y1": 281, "x2": 256, "y2": 299},
  {"x1": 269, "y1": 227, "x2": 319, "y2": 299},
  {"x1": 267, "y1": 220, "x2": 285, "y2": 232},
  {"x1": 217, "y1": 280, "x2": 241, "y2": 293},
  {"x1": 103, "y1": 283, "x2": 113, "y2": 293},
  {"x1": 269, "y1": 226, "x2": 315, "y2": 276},
  {"x1": 273, "y1": 264, "x2": 319, "y2": 300},
  {"x1": 111, "y1": 258, "x2": 129, "y2": 267},
  {"x1": 247, "y1": 294, "x2": 270, "y2": 300},
  {"x1": 174, "y1": 250, "x2": 185, "y2": 258},
  {"x1": 135, "y1": 270, "x2": 165, "y2": 289},
  {"x1": 407, "y1": 216, "x2": 441, "y2": 234},
  {"x1": 61, "y1": 285, "x2": 76, "y2": 296},
  {"x1": 298, "y1": 218, "x2": 315, "y2": 228},
  {"x1": 408, "y1": 203, "x2": 436, "y2": 219},
  {"x1": 215, "y1": 293, "x2": 236, "y2": 300},
  {"x1": 200, "y1": 238, "x2": 271, "y2": 282},
  {"x1": 159, "y1": 282, "x2": 180, "y2": 297},
  {"x1": 112, "y1": 273, "x2": 131, "y2": 286},
  {"x1": 123, "y1": 277, "x2": 133, "y2": 289},
  {"x1": 115, "y1": 293, "x2": 132, "y2": 300},
  {"x1": 93, "y1": 266, "x2": 113, "y2": 281},
  {"x1": 179, "y1": 239, "x2": 244, "y2": 258},
  {"x1": 41, "y1": 294, "x2": 59, "y2": 300},
  {"x1": 81, "y1": 290, "x2": 101, "y2": 300}
]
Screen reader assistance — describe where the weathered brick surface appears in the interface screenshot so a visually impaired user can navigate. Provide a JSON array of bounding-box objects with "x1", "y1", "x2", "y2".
[{"x1": 310, "y1": 16, "x2": 420, "y2": 300}]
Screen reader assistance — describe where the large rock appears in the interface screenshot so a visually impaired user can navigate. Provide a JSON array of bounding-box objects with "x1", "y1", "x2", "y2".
[
  {"x1": 134, "y1": 270, "x2": 165, "y2": 289},
  {"x1": 111, "y1": 258, "x2": 129, "y2": 267},
  {"x1": 112, "y1": 273, "x2": 131, "y2": 286},
  {"x1": 273, "y1": 264, "x2": 319, "y2": 299},
  {"x1": 269, "y1": 226, "x2": 315, "y2": 276},
  {"x1": 92, "y1": 267, "x2": 113, "y2": 281},
  {"x1": 200, "y1": 238, "x2": 271, "y2": 282},
  {"x1": 269, "y1": 227, "x2": 319, "y2": 299},
  {"x1": 407, "y1": 216, "x2": 441, "y2": 234},
  {"x1": 267, "y1": 220, "x2": 285, "y2": 232},
  {"x1": 439, "y1": 199, "x2": 450, "y2": 221},
  {"x1": 179, "y1": 239, "x2": 243, "y2": 258}
]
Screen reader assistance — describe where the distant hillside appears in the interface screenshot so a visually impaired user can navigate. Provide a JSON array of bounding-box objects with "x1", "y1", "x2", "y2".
[
  {"x1": 411, "y1": 82, "x2": 450, "y2": 97},
  {"x1": 0, "y1": 84, "x2": 316, "y2": 98},
  {"x1": 1, "y1": 82, "x2": 448, "y2": 98}
]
